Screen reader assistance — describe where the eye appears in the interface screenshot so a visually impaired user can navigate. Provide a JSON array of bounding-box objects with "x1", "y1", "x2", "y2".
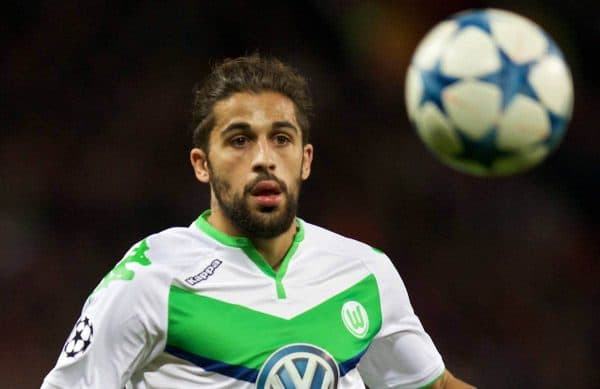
[
  {"x1": 230, "y1": 135, "x2": 249, "y2": 148},
  {"x1": 273, "y1": 134, "x2": 291, "y2": 146}
]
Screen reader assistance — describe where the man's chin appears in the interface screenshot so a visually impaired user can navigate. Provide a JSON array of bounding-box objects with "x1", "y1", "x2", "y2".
[{"x1": 241, "y1": 202, "x2": 296, "y2": 237}]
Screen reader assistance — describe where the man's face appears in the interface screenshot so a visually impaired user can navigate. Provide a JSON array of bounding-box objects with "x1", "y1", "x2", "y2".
[{"x1": 192, "y1": 91, "x2": 313, "y2": 239}]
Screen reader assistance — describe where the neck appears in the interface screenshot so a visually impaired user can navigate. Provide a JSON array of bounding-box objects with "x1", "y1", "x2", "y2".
[
  {"x1": 207, "y1": 202, "x2": 297, "y2": 270},
  {"x1": 250, "y1": 224, "x2": 297, "y2": 270}
]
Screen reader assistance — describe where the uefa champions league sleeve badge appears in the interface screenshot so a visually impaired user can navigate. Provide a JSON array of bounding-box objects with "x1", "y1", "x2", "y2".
[{"x1": 63, "y1": 316, "x2": 94, "y2": 358}]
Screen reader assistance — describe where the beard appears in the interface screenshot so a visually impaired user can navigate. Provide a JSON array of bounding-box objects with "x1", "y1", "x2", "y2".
[{"x1": 209, "y1": 168, "x2": 301, "y2": 239}]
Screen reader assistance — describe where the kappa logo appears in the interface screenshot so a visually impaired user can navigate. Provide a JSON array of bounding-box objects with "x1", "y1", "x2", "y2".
[
  {"x1": 185, "y1": 259, "x2": 222, "y2": 286},
  {"x1": 256, "y1": 344, "x2": 339, "y2": 389},
  {"x1": 341, "y1": 301, "x2": 369, "y2": 338}
]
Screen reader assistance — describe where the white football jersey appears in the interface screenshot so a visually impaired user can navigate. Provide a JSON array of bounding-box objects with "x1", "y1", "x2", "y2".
[{"x1": 42, "y1": 211, "x2": 445, "y2": 389}]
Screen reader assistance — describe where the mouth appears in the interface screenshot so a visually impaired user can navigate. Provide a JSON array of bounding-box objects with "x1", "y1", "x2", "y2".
[{"x1": 250, "y1": 180, "x2": 283, "y2": 208}]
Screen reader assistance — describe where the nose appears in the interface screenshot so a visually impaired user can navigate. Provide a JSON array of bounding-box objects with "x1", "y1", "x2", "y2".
[{"x1": 252, "y1": 138, "x2": 276, "y2": 173}]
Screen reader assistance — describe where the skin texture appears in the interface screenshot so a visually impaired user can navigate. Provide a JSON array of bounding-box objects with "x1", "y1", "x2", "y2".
[
  {"x1": 431, "y1": 370, "x2": 477, "y2": 389},
  {"x1": 190, "y1": 90, "x2": 476, "y2": 389},
  {"x1": 190, "y1": 91, "x2": 313, "y2": 268}
]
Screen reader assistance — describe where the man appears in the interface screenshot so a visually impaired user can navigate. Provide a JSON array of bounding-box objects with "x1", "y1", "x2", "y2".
[{"x1": 42, "y1": 55, "x2": 476, "y2": 388}]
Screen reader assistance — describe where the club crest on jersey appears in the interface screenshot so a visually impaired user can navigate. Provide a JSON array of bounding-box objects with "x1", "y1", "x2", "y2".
[
  {"x1": 63, "y1": 315, "x2": 94, "y2": 358},
  {"x1": 185, "y1": 259, "x2": 222, "y2": 286},
  {"x1": 341, "y1": 301, "x2": 369, "y2": 338},
  {"x1": 256, "y1": 344, "x2": 339, "y2": 389}
]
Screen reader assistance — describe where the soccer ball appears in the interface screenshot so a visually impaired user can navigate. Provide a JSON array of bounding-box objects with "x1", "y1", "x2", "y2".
[{"x1": 405, "y1": 9, "x2": 573, "y2": 176}]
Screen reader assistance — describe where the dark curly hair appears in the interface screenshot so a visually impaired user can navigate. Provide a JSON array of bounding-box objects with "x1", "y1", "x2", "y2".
[{"x1": 191, "y1": 55, "x2": 313, "y2": 152}]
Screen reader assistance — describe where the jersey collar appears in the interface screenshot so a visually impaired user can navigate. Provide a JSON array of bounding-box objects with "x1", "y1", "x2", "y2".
[{"x1": 194, "y1": 210, "x2": 304, "y2": 299}]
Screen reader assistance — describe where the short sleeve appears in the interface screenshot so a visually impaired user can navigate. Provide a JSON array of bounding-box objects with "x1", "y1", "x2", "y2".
[
  {"x1": 41, "y1": 240, "x2": 166, "y2": 389},
  {"x1": 358, "y1": 251, "x2": 445, "y2": 389}
]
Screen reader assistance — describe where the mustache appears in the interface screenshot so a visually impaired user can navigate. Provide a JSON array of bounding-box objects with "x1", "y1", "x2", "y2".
[{"x1": 244, "y1": 173, "x2": 288, "y2": 195}]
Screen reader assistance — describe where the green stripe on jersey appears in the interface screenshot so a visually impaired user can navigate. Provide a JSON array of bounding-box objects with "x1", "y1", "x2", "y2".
[{"x1": 167, "y1": 274, "x2": 382, "y2": 370}]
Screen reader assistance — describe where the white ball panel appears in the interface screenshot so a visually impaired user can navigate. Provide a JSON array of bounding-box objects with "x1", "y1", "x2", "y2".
[
  {"x1": 489, "y1": 9, "x2": 547, "y2": 64},
  {"x1": 66, "y1": 341, "x2": 75, "y2": 353},
  {"x1": 529, "y1": 55, "x2": 574, "y2": 116},
  {"x1": 73, "y1": 340, "x2": 84, "y2": 353},
  {"x1": 81, "y1": 326, "x2": 91, "y2": 341},
  {"x1": 496, "y1": 95, "x2": 550, "y2": 151},
  {"x1": 405, "y1": 66, "x2": 423, "y2": 121},
  {"x1": 413, "y1": 20, "x2": 458, "y2": 70},
  {"x1": 492, "y1": 145, "x2": 550, "y2": 175},
  {"x1": 444, "y1": 158, "x2": 489, "y2": 176},
  {"x1": 442, "y1": 80, "x2": 501, "y2": 140},
  {"x1": 441, "y1": 27, "x2": 501, "y2": 77},
  {"x1": 416, "y1": 102, "x2": 463, "y2": 155}
]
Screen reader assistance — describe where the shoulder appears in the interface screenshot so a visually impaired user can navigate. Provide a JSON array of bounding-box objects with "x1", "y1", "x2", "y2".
[
  {"x1": 300, "y1": 219, "x2": 388, "y2": 266},
  {"x1": 299, "y1": 219, "x2": 403, "y2": 294},
  {"x1": 141, "y1": 221, "x2": 212, "y2": 266},
  {"x1": 88, "y1": 223, "x2": 212, "y2": 302},
  {"x1": 301, "y1": 220, "x2": 378, "y2": 257}
]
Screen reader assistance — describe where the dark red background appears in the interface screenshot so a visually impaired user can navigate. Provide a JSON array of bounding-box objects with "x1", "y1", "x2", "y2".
[{"x1": 2, "y1": 1, "x2": 598, "y2": 387}]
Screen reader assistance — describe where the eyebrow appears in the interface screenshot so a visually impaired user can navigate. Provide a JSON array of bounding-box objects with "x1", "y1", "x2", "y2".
[
  {"x1": 272, "y1": 121, "x2": 299, "y2": 133},
  {"x1": 221, "y1": 122, "x2": 252, "y2": 135},
  {"x1": 220, "y1": 121, "x2": 298, "y2": 135}
]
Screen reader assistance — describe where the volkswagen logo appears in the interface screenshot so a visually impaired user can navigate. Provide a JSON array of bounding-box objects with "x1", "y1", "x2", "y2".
[{"x1": 256, "y1": 344, "x2": 339, "y2": 389}]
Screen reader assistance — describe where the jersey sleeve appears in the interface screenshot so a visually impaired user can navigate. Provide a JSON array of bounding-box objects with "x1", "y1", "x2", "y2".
[
  {"x1": 41, "y1": 240, "x2": 166, "y2": 389},
  {"x1": 358, "y1": 251, "x2": 445, "y2": 389}
]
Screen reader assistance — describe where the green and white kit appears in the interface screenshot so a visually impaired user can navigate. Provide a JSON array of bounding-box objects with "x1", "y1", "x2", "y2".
[{"x1": 42, "y1": 211, "x2": 445, "y2": 388}]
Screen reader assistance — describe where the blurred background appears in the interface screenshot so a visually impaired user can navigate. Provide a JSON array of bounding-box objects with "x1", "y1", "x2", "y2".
[{"x1": 2, "y1": 1, "x2": 598, "y2": 387}]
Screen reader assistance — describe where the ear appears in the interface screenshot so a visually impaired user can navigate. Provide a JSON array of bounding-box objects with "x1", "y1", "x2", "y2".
[
  {"x1": 190, "y1": 148, "x2": 210, "y2": 183},
  {"x1": 301, "y1": 144, "x2": 313, "y2": 180}
]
